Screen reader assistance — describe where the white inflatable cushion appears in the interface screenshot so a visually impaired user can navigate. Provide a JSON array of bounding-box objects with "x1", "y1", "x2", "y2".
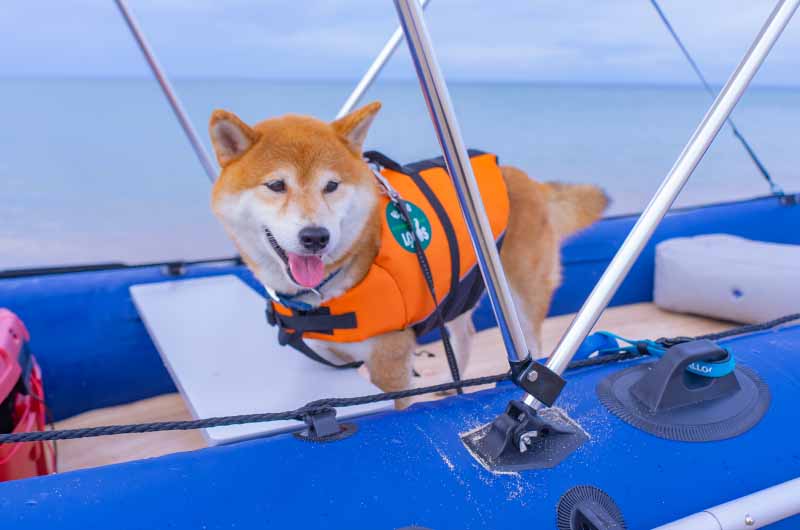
[{"x1": 654, "y1": 234, "x2": 800, "y2": 324}]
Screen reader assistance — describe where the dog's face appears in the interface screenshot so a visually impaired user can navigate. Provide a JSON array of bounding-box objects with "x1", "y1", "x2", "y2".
[{"x1": 210, "y1": 102, "x2": 382, "y2": 290}]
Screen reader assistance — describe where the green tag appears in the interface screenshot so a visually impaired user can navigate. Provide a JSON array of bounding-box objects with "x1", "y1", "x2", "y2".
[{"x1": 386, "y1": 201, "x2": 432, "y2": 252}]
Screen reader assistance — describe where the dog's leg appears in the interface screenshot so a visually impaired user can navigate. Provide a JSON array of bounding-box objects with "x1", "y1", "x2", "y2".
[
  {"x1": 509, "y1": 286, "x2": 548, "y2": 355},
  {"x1": 499, "y1": 166, "x2": 561, "y2": 358},
  {"x1": 416, "y1": 309, "x2": 476, "y2": 395},
  {"x1": 365, "y1": 329, "x2": 416, "y2": 409}
]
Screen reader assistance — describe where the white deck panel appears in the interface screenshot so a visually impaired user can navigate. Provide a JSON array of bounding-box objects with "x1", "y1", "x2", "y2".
[{"x1": 130, "y1": 275, "x2": 391, "y2": 445}]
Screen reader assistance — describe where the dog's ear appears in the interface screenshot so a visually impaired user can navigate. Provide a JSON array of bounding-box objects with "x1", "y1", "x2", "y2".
[
  {"x1": 209, "y1": 110, "x2": 260, "y2": 167},
  {"x1": 331, "y1": 101, "x2": 381, "y2": 154}
]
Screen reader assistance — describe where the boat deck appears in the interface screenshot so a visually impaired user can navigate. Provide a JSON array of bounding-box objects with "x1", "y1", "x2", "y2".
[{"x1": 54, "y1": 302, "x2": 731, "y2": 473}]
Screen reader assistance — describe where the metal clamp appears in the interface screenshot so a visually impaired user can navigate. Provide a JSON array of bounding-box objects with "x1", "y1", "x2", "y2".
[{"x1": 510, "y1": 357, "x2": 566, "y2": 408}]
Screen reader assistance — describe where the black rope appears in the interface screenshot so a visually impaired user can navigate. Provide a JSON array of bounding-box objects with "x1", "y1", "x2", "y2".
[
  {"x1": 2, "y1": 313, "x2": 797, "y2": 444},
  {"x1": 649, "y1": 0, "x2": 782, "y2": 195},
  {"x1": 0, "y1": 373, "x2": 506, "y2": 443},
  {"x1": 657, "y1": 312, "x2": 800, "y2": 347}
]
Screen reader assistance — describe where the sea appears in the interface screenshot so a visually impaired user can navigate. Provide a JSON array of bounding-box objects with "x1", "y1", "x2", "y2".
[{"x1": 1, "y1": 78, "x2": 797, "y2": 269}]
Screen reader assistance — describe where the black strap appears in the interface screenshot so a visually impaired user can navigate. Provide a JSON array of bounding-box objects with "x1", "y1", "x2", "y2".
[
  {"x1": 280, "y1": 331, "x2": 363, "y2": 370},
  {"x1": 365, "y1": 151, "x2": 464, "y2": 392},
  {"x1": 266, "y1": 304, "x2": 363, "y2": 369},
  {"x1": 276, "y1": 312, "x2": 356, "y2": 334},
  {"x1": 406, "y1": 169, "x2": 461, "y2": 313},
  {"x1": 363, "y1": 150, "x2": 405, "y2": 173},
  {"x1": 367, "y1": 153, "x2": 465, "y2": 393},
  {"x1": 394, "y1": 197, "x2": 463, "y2": 393}
]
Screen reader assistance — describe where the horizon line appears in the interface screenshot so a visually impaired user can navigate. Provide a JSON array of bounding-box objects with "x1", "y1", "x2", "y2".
[{"x1": 1, "y1": 75, "x2": 798, "y2": 90}]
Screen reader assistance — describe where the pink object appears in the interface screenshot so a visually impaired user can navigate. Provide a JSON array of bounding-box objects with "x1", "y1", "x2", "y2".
[
  {"x1": 0, "y1": 309, "x2": 28, "y2": 403},
  {"x1": 0, "y1": 363, "x2": 55, "y2": 481},
  {"x1": 0, "y1": 309, "x2": 55, "y2": 481}
]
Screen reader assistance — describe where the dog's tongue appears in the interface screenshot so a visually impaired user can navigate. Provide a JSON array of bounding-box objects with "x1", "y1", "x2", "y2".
[{"x1": 287, "y1": 253, "x2": 326, "y2": 288}]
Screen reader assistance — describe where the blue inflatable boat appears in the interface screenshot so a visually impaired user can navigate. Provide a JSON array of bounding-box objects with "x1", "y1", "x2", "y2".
[
  {"x1": 1, "y1": 1, "x2": 799, "y2": 529},
  {"x1": 3, "y1": 195, "x2": 800, "y2": 529}
]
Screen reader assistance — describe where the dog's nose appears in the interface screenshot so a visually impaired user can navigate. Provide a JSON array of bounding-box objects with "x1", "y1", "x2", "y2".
[{"x1": 298, "y1": 226, "x2": 330, "y2": 252}]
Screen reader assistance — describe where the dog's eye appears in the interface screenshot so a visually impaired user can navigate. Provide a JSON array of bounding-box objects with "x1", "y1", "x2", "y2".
[
  {"x1": 323, "y1": 180, "x2": 340, "y2": 194},
  {"x1": 265, "y1": 180, "x2": 286, "y2": 193}
]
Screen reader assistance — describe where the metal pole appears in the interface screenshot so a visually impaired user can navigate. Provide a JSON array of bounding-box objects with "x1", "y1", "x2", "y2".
[
  {"x1": 336, "y1": 0, "x2": 432, "y2": 119},
  {"x1": 114, "y1": 0, "x2": 218, "y2": 183},
  {"x1": 654, "y1": 476, "x2": 800, "y2": 529},
  {"x1": 393, "y1": 0, "x2": 529, "y2": 363},
  {"x1": 526, "y1": 0, "x2": 798, "y2": 408}
]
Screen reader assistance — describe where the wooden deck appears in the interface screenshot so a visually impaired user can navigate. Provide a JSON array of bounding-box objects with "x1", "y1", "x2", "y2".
[{"x1": 54, "y1": 303, "x2": 731, "y2": 473}]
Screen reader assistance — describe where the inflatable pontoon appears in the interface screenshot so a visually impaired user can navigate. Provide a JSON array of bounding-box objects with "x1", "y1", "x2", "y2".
[{"x1": 1, "y1": 1, "x2": 799, "y2": 528}]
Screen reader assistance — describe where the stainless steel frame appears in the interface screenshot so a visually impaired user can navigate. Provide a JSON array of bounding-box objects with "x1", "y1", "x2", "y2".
[
  {"x1": 394, "y1": 0, "x2": 797, "y2": 408},
  {"x1": 114, "y1": 0, "x2": 218, "y2": 183},
  {"x1": 529, "y1": 0, "x2": 798, "y2": 408},
  {"x1": 336, "y1": 0, "x2": 432, "y2": 119},
  {"x1": 655, "y1": 476, "x2": 800, "y2": 529},
  {"x1": 393, "y1": 0, "x2": 529, "y2": 363},
  {"x1": 119, "y1": 0, "x2": 796, "y2": 406}
]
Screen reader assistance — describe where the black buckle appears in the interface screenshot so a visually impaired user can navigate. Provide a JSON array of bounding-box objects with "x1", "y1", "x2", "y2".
[
  {"x1": 509, "y1": 356, "x2": 566, "y2": 407},
  {"x1": 267, "y1": 305, "x2": 357, "y2": 336}
]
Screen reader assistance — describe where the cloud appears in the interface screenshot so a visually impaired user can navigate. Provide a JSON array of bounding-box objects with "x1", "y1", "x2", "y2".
[{"x1": 0, "y1": 0, "x2": 797, "y2": 85}]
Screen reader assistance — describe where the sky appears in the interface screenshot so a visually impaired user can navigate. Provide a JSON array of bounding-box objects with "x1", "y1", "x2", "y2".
[{"x1": 1, "y1": 1, "x2": 799, "y2": 85}]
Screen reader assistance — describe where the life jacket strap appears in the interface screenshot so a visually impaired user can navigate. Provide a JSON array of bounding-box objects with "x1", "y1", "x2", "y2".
[
  {"x1": 365, "y1": 151, "x2": 464, "y2": 389},
  {"x1": 266, "y1": 304, "x2": 363, "y2": 369}
]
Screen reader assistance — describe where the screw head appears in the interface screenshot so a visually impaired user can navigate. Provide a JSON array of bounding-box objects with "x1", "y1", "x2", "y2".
[
  {"x1": 519, "y1": 431, "x2": 537, "y2": 447},
  {"x1": 526, "y1": 370, "x2": 539, "y2": 383},
  {"x1": 745, "y1": 514, "x2": 755, "y2": 526}
]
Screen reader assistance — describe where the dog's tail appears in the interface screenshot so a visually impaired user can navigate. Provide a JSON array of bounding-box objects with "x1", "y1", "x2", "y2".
[{"x1": 544, "y1": 182, "x2": 609, "y2": 238}]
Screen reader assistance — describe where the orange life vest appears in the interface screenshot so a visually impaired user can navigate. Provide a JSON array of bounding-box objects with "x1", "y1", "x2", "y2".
[{"x1": 267, "y1": 150, "x2": 509, "y2": 367}]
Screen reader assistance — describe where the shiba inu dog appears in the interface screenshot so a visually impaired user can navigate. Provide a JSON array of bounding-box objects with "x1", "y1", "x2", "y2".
[{"x1": 209, "y1": 101, "x2": 607, "y2": 399}]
